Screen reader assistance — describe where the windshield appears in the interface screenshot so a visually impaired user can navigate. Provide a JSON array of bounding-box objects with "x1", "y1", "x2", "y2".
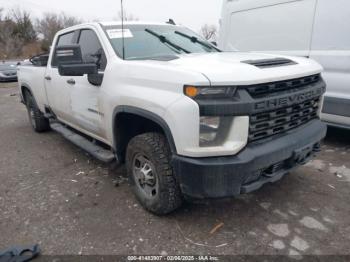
[{"x1": 103, "y1": 24, "x2": 220, "y2": 60}]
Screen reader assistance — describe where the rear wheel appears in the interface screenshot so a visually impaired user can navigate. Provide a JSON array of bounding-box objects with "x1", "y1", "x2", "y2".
[
  {"x1": 25, "y1": 91, "x2": 50, "y2": 133},
  {"x1": 126, "y1": 133, "x2": 183, "y2": 215}
]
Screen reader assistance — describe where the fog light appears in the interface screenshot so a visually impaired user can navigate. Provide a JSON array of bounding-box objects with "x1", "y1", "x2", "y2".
[{"x1": 199, "y1": 116, "x2": 233, "y2": 147}]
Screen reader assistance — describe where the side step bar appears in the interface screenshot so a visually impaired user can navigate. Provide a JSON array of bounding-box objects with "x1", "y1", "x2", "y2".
[{"x1": 50, "y1": 122, "x2": 116, "y2": 163}]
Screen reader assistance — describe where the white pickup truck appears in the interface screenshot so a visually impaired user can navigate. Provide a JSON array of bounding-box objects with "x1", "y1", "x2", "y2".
[{"x1": 18, "y1": 21, "x2": 327, "y2": 214}]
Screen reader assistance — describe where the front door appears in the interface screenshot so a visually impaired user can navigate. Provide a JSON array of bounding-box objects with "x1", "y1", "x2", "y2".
[
  {"x1": 45, "y1": 31, "x2": 77, "y2": 123},
  {"x1": 68, "y1": 29, "x2": 108, "y2": 139}
]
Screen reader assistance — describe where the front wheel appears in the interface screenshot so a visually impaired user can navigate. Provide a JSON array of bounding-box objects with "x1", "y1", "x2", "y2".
[
  {"x1": 25, "y1": 91, "x2": 50, "y2": 133},
  {"x1": 126, "y1": 133, "x2": 183, "y2": 215}
]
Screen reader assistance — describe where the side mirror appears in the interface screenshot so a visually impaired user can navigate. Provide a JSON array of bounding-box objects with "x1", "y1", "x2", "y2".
[
  {"x1": 211, "y1": 41, "x2": 218, "y2": 47},
  {"x1": 54, "y1": 44, "x2": 83, "y2": 65},
  {"x1": 31, "y1": 53, "x2": 49, "y2": 66},
  {"x1": 55, "y1": 44, "x2": 103, "y2": 86},
  {"x1": 55, "y1": 45, "x2": 97, "y2": 77},
  {"x1": 59, "y1": 63, "x2": 98, "y2": 76}
]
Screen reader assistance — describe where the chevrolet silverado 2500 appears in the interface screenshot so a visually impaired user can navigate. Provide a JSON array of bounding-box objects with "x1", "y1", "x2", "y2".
[{"x1": 18, "y1": 22, "x2": 327, "y2": 214}]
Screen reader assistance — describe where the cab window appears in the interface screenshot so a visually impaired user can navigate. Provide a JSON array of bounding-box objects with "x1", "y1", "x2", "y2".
[
  {"x1": 51, "y1": 31, "x2": 75, "y2": 66},
  {"x1": 56, "y1": 31, "x2": 75, "y2": 46},
  {"x1": 78, "y1": 29, "x2": 107, "y2": 70}
]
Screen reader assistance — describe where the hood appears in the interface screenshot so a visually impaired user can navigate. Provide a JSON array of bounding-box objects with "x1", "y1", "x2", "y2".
[{"x1": 167, "y1": 52, "x2": 323, "y2": 86}]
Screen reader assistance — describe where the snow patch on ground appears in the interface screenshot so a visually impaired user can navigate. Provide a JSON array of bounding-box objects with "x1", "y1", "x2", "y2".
[
  {"x1": 329, "y1": 165, "x2": 350, "y2": 182},
  {"x1": 305, "y1": 159, "x2": 326, "y2": 170},
  {"x1": 291, "y1": 236, "x2": 310, "y2": 251},
  {"x1": 270, "y1": 240, "x2": 285, "y2": 250},
  {"x1": 259, "y1": 202, "x2": 271, "y2": 210},
  {"x1": 267, "y1": 224, "x2": 290, "y2": 237},
  {"x1": 300, "y1": 216, "x2": 328, "y2": 232}
]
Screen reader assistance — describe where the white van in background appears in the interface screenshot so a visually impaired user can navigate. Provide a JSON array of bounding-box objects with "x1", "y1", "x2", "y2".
[{"x1": 219, "y1": 0, "x2": 350, "y2": 129}]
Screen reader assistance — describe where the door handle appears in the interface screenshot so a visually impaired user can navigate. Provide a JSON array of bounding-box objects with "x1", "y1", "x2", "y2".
[
  {"x1": 67, "y1": 79, "x2": 76, "y2": 85},
  {"x1": 45, "y1": 76, "x2": 51, "y2": 81}
]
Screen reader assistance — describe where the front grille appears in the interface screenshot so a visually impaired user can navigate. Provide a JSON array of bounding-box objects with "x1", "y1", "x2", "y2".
[
  {"x1": 247, "y1": 74, "x2": 321, "y2": 98},
  {"x1": 249, "y1": 97, "x2": 320, "y2": 142}
]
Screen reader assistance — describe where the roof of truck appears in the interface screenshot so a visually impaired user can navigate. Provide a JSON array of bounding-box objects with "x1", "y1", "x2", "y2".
[
  {"x1": 99, "y1": 21, "x2": 177, "y2": 27},
  {"x1": 56, "y1": 21, "x2": 182, "y2": 36}
]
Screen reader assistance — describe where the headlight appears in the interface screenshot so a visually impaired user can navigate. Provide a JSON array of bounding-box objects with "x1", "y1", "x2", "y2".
[
  {"x1": 200, "y1": 116, "x2": 233, "y2": 147},
  {"x1": 184, "y1": 85, "x2": 236, "y2": 99}
]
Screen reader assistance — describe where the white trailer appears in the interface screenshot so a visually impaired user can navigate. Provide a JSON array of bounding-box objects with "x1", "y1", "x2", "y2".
[{"x1": 219, "y1": 0, "x2": 350, "y2": 129}]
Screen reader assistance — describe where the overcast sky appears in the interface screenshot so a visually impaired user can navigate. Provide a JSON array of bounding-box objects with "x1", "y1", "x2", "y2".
[{"x1": 0, "y1": 0, "x2": 223, "y2": 31}]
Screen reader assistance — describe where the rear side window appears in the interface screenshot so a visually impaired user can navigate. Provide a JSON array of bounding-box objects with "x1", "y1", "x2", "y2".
[
  {"x1": 51, "y1": 31, "x2": 75, "y2": 66},
  {"x1": 78, "y1": 29, "x2": 107, "y2": 70}
]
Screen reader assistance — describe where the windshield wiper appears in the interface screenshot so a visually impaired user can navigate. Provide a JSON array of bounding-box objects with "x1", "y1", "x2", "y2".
[
  {"x1": 145, "y1": 29, "x2": 191, "y2": 54},
  {"x1": 174, "y1": 31, "x2": 221, "y2": 52}
]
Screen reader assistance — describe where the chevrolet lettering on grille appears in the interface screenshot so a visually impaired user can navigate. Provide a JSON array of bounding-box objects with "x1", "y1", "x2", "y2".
[{"x1": 254, "y1": 87, "x2": 324, "y2": 111}]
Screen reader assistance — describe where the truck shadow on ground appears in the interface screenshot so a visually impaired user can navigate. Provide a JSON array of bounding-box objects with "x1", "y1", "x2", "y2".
[{"x1": 324, "y1": 126, "x2": 350, "y2": 146}]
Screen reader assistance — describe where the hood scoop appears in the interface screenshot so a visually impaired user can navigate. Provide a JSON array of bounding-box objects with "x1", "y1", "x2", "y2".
[{"x1": 241, "y1": 58, "x2": 297, "y2": 68}]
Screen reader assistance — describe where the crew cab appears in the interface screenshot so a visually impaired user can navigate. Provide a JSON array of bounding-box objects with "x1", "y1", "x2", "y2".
[{"x1": 18, "y1": 21, "x2": 327, "y2": 214}]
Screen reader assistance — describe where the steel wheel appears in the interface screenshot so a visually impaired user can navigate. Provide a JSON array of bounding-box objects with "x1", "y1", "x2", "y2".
[
  {"x1": 132, "y1": 153, "x2": 158, "y2": 199},
  {"x1": 28, "y1": 105, "x2": 37, "y2": 129},
  {"x1": 126, "y1": 133, "x2": 183, "y2": 215}
]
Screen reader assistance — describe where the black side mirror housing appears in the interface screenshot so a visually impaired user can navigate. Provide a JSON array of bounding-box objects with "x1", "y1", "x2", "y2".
[
  {"x1": 58, "y1": 63, "x2": 98, "y2": 76},
  {"x1": 55, "y1": 44, "x2": 103, "y2": 86},
  {"x1": 54, "y1": 44, "x2": 83, "y2": 65},
  {"x1": 211, "y1": 41, "x2": 218, "y2": 46},
  {"x1": 88, "y1": 73, "x2": 104, "y2": 86}
]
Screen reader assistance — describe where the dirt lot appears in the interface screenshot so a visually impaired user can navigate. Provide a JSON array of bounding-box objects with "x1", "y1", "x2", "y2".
[{"x1": 0, "y1": 82, "x2": 350, "y2": 257}]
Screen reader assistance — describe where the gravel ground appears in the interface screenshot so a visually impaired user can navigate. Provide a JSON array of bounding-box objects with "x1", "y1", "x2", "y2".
[{"x1": 0, "y1": 82, "x2": 350, "y2": 257}]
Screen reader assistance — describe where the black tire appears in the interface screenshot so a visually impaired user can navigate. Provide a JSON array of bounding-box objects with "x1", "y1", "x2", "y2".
[
  {"x1": 126, "y1": 133, "x2": 183, "y2": 215},
  {"x1": 25, "y1": 91, "x2": 50, "y2": 133}
]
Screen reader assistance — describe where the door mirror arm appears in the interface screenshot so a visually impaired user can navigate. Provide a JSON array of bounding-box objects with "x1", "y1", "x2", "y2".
[{"x1": 88, "y1": 72, "x2": 104, "y2": 86}]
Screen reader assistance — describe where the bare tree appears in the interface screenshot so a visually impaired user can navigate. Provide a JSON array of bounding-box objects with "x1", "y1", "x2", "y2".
[
  {"x1": 61, "y1": 13, "x2": 83, "y2": 27},
  {"x1": 0, "y1": 19, "x2": 23, "y2": 59},
  {"x1": 10, "y1": 8, "x2": 37, "y2": 42},
  {"x1": 200, "y1": 24, "x2": 217, "y2": 41},
  {"x1": 36, "y1": 12, "x2": 82, "y2": 51},
  {"x1": 116, "y1": 10, "x2": 138, "y2": 21}
]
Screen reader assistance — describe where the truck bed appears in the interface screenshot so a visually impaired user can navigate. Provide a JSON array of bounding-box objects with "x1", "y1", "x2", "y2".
[{"x1": 18, "y1": 64, "x2": 48, "y2": 112}]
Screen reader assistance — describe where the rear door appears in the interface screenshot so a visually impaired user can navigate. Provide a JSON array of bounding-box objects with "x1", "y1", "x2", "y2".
[
  {"x1": 45, "y1": 31, "x2": 77, "y2": 123},
  {"x1": 68, "y1": 28, "x2": 108, "y2": 139}
]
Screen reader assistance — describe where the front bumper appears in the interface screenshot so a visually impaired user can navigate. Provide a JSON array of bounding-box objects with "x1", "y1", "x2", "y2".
[
  {"x1": 172, "y1": 119, "x2": 327, "y2": 199},
  {"x1": 0, "y1": 76, "x2": 18, "y2": 82}
]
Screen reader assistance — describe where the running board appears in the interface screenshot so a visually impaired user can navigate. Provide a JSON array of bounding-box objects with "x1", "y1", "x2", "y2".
[{"x1": 50, "y1": 122, "x2": 116, "y2": 163}]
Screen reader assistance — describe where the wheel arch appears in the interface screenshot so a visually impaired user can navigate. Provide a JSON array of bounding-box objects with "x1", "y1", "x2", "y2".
[
  {"x1": 20, "y1": 83, "x2": 33, "y2": 104},
  {"x1": 112, "y1": 106, "x2": 177, "y2": 163}
]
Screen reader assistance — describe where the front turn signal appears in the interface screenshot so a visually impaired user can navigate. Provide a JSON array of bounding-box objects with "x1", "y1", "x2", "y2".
[{"x1": 184, "y1": 86, "x2": 198, "y2": 98}]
